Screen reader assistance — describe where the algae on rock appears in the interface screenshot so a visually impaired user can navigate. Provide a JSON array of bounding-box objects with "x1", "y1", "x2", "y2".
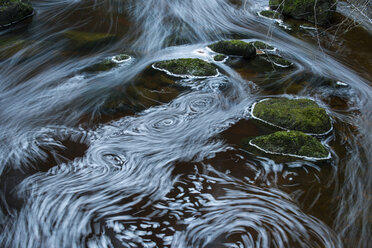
[
  {"x1": 249, "y1": 130, "x2": 329, "y2": 159},
  {"x1": 153, "y1": 58, "x2": 218, "y2": 77},
  {"x1": 269, "y1": 0, "x2": 336, "y2": 26},
  {"x1": 0, "y1": 0, "x2": 33, "y2": 27},
  {"x1": 208, "y1": 40, "x2": 256, "y2": 59},
  {"x1": 252, "y1": 97, "x2": 332, "y2": 134}
]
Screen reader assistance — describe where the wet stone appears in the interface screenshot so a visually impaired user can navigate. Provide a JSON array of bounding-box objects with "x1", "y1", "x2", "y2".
[
  {"x1": 261, "y1": 53, "x2": 293, "y2": 68},
  {"x1": 251, "y1": 41, "x2": 275, "y2": 50},
  {"x1": 153, "y1": 58, "x2": 218, "y2": 78},
  {"x1": 248, "y1": 130, "x2": 330, "y2": 159},
  {"x1": 252, "y1": 97, "x2": 332, "y2": 134},
  {"x1": 208, "y1": 40, "x2": 256, "y2": 59},
  {"x1": 0, "y1": 0, "x2": 33, "y2": 28},
  {"x1": 82, "y1": 54, "x2": 131, "y2": 73},
  {"x1": 63, "y1": 30, "x2": 116, "y2": 49}
]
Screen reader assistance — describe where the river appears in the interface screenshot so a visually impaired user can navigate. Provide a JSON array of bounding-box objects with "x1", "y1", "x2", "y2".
[{"x1": 0, "y1": 0, "x2": 371, "y2": 247}]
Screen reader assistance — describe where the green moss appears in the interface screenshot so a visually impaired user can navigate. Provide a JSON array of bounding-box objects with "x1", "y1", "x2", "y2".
[
  {"x1": 258, "y1": 10, "x2": 283, "y2": 19},
  {"x1": 113, "y1": 54, "x2": 130, "y2": 61},
  {"x1": 153, "y1": 58, "x2": 218, "y2": 77},
  {"x1": 253, "y1": 98, "x2": 332, "y2": 134},
  {"x1": 269, "y1": 0, "x2": 336, "y2": 26},
  {"x1": 250, "y1": 131, "x2": 329, "y2": 158},
  {"x1": 251, "y1": 41, "x2": 274, "y2": 50},
  {"x1": 0, "y1": 0, "x2": 33, "y2": 27},
  {"x1": 63, "y1": 30, "x2": 115, "y2": 49},
  {"x1": 213, "y1": 54, "x2": 227, "y2": 61},
  {"x1": 208, "y1": 40, "x2": 256, "y2": 59},
  {"x1": 262, "y1": 54, "x2": 292, "y2": 67}
]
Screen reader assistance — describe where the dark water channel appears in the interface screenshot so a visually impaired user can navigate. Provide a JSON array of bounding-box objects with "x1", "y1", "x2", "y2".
[{"x1": 0, "y1": 0, "x2": 371, "y2": 247}]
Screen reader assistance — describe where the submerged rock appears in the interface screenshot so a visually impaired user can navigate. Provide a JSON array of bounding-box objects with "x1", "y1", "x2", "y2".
[
  {"x1": 208, "y1": 40, "x2": 256, "y2": 59},
  {"x1": 64, "y1": 30, "x2": 115, "y2": 49},
  {"x1": 252, "y1": 97, "x2": 332, "y2": 134},
  {"x1": 269, "y1": 0, "x2": 336, "y2": 26},
  {"x1": 249, "y1": 131, "x2": 330, "y2": 159},
  {"x1": 262, "y1": 53, "x2": 293, "y2": 67},
  {"x1": 258, "y1": 10, "x2": 283, "y2": 19},
  {"x1": 153, "y1": 58, "x2": 218, "y2": 77},
  {"x1": 0, "y1": 0, "x2": 33, "y2": 28}
]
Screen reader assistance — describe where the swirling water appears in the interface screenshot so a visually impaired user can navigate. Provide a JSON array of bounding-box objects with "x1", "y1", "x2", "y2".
[{"x1": 0, "y1": 0, "x2": 371, "y2": 247}]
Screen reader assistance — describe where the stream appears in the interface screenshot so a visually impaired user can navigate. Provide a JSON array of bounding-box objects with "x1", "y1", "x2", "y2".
[{"x1": 0, "y1": 0, "x2": 371, "y2": 247}]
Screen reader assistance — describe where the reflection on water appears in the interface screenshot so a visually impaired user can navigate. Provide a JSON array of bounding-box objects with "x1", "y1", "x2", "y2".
[{"x1": 0, "y1": 0, "x2": 371, "y2": 247}]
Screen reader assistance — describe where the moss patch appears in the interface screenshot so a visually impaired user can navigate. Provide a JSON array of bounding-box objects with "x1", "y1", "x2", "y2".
[
  {"x1": 262, "y1": 54, "x2": 292, "y2": 67},
  {"x1": 0, "y1": 0, "x2": 33, "y2": 27},
  {"x1": 153, "y1": 58, "x2": 218, "y2": 77},
  {"x1": 208, "y1": 40, "x2": 256, "y2": 59},
  {"x1": 213, "y1": 54, "x2": 227, "y2": 61},
  {"x1": 251, "y1": 41, "x2": 274, "y2": 50},
  {"x1": 113, "y1": 54, "x2": 130, "y2": 62},
  {"x1": 258, "y1": 10, "x2": 283, "y2": 19},
  {"x1": 252, "y1": 98, "x2": 332, "y2": 134},
  {"x1": 250, "y1": 131, "x2": 329, "y2": 159}
]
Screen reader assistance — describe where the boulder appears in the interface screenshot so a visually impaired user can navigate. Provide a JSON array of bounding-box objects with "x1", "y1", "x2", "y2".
[
  {"x1": 249, "y1": 130, "x2": 330, "y2": 159},
  {"x1": 252, "y1": 97, "x2": 332, "y2": 134},
  {"x1": 0, "y1": 0, "x2": 33, "y2": 28},
  {"x1": 153, "y1": 58, "x2": 218, "y2": 78},
  {"x1": 208, "y1": 40, "x2": 256, "y2": 59},
  {"x1": 269, "y1": 0, "x2": 336, "y2": 26}
]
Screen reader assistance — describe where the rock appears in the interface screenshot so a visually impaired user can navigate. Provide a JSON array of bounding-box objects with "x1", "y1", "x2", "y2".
[
  {"x1": 82, "y1": 54, "x2": 131, "y2": 73},
  {"x1": 261, "y1": 53, "x2": 293, "y2": 67},
  {"x1": 252, "y1": 97, "x2": 332, "y2": 134},
  {"x1": 249, "y1": 130, "x2": 330, "y2": 159},
  {"x1": 269, "y1": 0, "x2": 336, "y2": 26},
  {"x1": 258, "y1": 10, "x2": 283, "y2": 19},
  {"x1": 0, "y1": 0, "x2": 33, "y2": 28},
  {"x1": 251, "y1": 41, "x2": 275, "y2": 50},
  {"x1": 213, "y1": 54, "x2": 227, "y2": 62},
  {"x1": 153, "y1": 58, "x2": 218, "y2": 78},
  {"x1": 208, "y1": 40, "x2": 256, "y2": 59},
  {"x1": 63, "y1": 30, "x2": 115, "y2": 49}
]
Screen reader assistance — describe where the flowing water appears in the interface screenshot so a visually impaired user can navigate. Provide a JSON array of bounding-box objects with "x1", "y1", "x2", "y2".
[{"x1": 0, "y1": 0, "x2": 371, "y2": 247}]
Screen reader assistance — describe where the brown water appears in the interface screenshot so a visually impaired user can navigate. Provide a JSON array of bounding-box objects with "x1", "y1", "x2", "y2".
[{"x1": 0, "y1": 1, "x2": 371, "y2": 248}]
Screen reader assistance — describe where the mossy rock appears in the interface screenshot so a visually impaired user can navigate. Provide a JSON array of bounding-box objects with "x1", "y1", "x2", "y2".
[
  {"x1": 258, "y1": 10, "x2": 283, "y2": 19},
  {"x1": 82, "y1": 54, "x2": 130, "y2": 73},
  {"x1": 252, "y1": 98, "x2": 332, "y2": 134},
  {"x1": 208, "y1": 40, "x2": 256, "y2": 59},
  {"x1": 153, "y1": 58, "x2": 218, "y2": 77},
  {"x1": 251, "y1": 41, "x2": 275, "y2": 50},
  {"x1": 213, "y1": 54, "x2": 227, "y2": 62},
  {"x1": 249, "y1": 131, "x2": 329, "y2": 159},
  {"x1": 262, "y1": 54, "x2": 293, "y2": 67},
  {"x1": 269, "y1": 0, "x2": 336, "y2": 26},
  {"x1": 0, "y1": 0, "x2": 33, "y2": 27},
  {"x1": 64, "y1": 30, "x2": 115, "y2": 49},
  {"x1": 112, "y1": 54, "x2": 130, "y2": 62}
]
